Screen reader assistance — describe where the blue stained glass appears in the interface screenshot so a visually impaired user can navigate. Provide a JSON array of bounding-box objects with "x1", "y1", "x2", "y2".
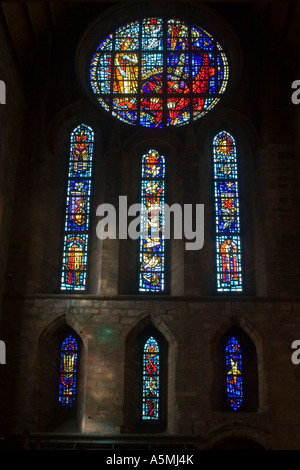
[
  {"x1": 93, "y1": 53, "x2": 112, "y2": 94},
  {"x1": 139, "y1": 97, "x2": 163, "y2": 128},
  {"x1": 215, "y1": 181, "x2": 240, "y2": 233},
  {"x1": 112, "y1": 98, "x2": 138, "y2": 124},
  {"x1": 98, "y1": 97, "x2": 110, "y2": 112},
  {"x1": 213, "y1": 131, "x2": 242, "y2": 292},
  {"x1": 65, "y1": 180, "x2": 91, "y2": 232},
  {"x1": 142, "y1": 53, "x2": 163, "y2": 93},
  {"x1": 216, "y1": 236, "x2": 242, "y2": 292},
  {"x1": 191, "y1": 26, "x2": 214, "y2": 50},
  {"x1": 139, "y1": 150, "x2": 165, "y2": 292},
  {"x1": 142, "y1": 154, "x2": 165, "y2": 178},
  {"x1": 97, "y1": 34, "x2": 113, "y2": 51},
  {"x1": 61, "y1": 124, "x2": 94, "y2": 291},
  {"x1": 226, "y1": 336, "x2": 243, "y2": 411},
  {"x1": 115, "y1": 21, "x2": 139, "y2": 50},
  {"x1": 167, "y1": 53, "x2": 189, "y2": 94},
  {"x1": 142, "y1": 18, "x2": 163, "y2": 51},
  {"x1": 61, "y1": 234, "x2": 89, "y2": 291},
  {"x1": 213, "y1": 131, "x2": 237, "y2": 179},
  {"x1": 90, "y1": 18, "x2": 229, "y2": 127},
  {"x1": 58, "y1": 335, "x2": 78, "y2": 408},
  {"x1": 68, "y1": 125, "x2": 94, "y2": 178},
  {"x1": 217, "y1": 53, "x2": 225, "y2": 87},
  {"x1": 167, "y1": 19, "x2": 188, "y2": 51},
  {"x1": 142, "y1": 336, "x2": 160, "y2": 420}
]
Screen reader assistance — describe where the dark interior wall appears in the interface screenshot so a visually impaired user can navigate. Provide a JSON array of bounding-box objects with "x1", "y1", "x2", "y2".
[
  {"x1": 0, "y1": 0, "x2": 300, "y2": 450},
  {"x1": 0, "y1": 13, "x2": 24, "y2": 324}
]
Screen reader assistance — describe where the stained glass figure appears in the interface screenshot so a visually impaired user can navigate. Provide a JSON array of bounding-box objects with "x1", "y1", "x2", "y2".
[
  {"x1": 213, "y1": 131, "x2": 242, "y2": 292},
  {"x1": 58, "y1": 335, "x2": 78, "y2": 408},
  {"x1": 61, "y1": 124, "x2": 94, "y2": 291},
  {"x1": 90, "y1": 18, "x2": 229, "y2": 127},
  {"x1": 139, "y1": 149, "x2": 165, "y2": 293},
  {"x1": 225, "y1": 336, "x2": 243, "y2": 411},
  {"x1": 142, "y1": 336, "x2": 160, "y2": 420}
]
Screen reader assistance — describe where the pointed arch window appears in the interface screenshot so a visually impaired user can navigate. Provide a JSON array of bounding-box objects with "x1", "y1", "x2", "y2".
[
  {"x1": 142, "y1": 336, "x2": 160, "y2": 420},
  {"x1": 213, "y1": 131, "x2": 242, "y2": 292},
  {"x1": 60, "y1": 123, "x2": 94, "y2": 291},
  {"x1": 58, "y1": 334, "x2": 78, "y2": 408},
  {"x1": 139, "y1": 149, "x2": 165, "y2": 292},
  {"x1": 225, "y1": 336, "x2": 243, "y2": 411}
]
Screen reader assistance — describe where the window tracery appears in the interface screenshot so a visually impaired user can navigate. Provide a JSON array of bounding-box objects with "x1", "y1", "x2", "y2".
[{"x1": 90, "y1": 18, "x2": 229, "y2": 127}]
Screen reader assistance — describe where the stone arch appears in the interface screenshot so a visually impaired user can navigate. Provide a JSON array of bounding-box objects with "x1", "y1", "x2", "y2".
[
  {"x1": 33, "y1": 314, "x2": 87, "y2": 432},
  {"x1": 210, "y1": 315, "x2": 264, "y2": 412},
  {"x1": 213, "y1": 314, "x2": 262, "y2": 348},
  {"x1": 122, "y1": 313, "x2": 178, "y2": 434},
  {"x1": 38, "y1": 313, "x2": 88, "y2": 350},
  {"x1": 206, "y1": 425, "x2": 274, "y2": 450}
]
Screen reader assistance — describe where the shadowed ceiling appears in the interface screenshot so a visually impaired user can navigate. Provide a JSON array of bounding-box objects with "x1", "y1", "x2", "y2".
[{"x1": 1, "y1": 1, "x2": 299, "y2": 82}]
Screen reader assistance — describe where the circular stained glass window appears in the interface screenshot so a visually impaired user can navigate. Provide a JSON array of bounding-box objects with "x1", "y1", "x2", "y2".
[{"x1": 90, "y1": 18, "x2": 229, "y2": 128}]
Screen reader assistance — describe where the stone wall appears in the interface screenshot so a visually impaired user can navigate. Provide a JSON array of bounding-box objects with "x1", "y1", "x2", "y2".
[{"x1": 0, "y1": 295, "x2": 299, "y2": 449}]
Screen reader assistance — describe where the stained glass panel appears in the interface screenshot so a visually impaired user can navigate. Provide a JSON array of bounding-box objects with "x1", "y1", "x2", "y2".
[
  {"x1": 226, "y1": 336, "x2": 243, "y2": 411},
  {"x1": 213, "y1": 131, "x2": 242, "y2": 292},
  {"x1": 139, "y1": 149, "x2": 165, "y2": 292},
  {"x1": 142, "y1": 18, "x2": 163, "y2": 51},
  {"x1": 58, "y1": 335, "x2": 78, "y2": 408},
  {"x1": 90, "y1": 18, "x2": 229, "y2": 127},
  {"x1": 142, "y1": 336, "x2": 160, "y2": 420},
  {"x1": 168, "y1": 19, "x2": 188, "y2": 47},
  {"x1": 61, "y1": 124, "x2": 94, "y2": 291}
]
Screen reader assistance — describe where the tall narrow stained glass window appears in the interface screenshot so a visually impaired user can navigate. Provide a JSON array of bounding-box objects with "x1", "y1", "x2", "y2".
[
  {"x1": 60, "y1": 124, "x2": 94, "y2": 291},
  {"x1": 90, "y1": 18, "x2": 229, "y2": 128},
  {"x1": 142, "y1": 336, "x2": 160, "y2": 420},
  {"x1": 58, "y1": 334, "x2": 78, "y2": 408},
  {"x1": 139, "y1": 149, "x2": 165, "y2": 292},
  {"x1": 213, "y1": 131, "x2": 243, "y2": 292},
  {"x1": 225, "y1": 336, "x2": 243, "y2": 411}
]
